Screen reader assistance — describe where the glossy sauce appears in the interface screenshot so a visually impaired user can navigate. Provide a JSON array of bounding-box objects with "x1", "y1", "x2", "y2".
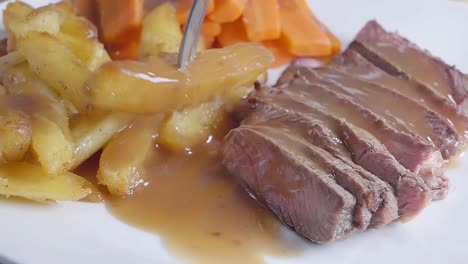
[
  {"x1": 366, "y1": 42, "x2": 452, "y2": 102},
  {"x1": 278, "y1": 82, "x2": 429, "y2": 171},
  {"x1": 312, "y1": 68, "x2": 438, "y2": 144},
  {"x1": 102, "y1": 139, "x2": 305, "y2": 264},
  {"x1": 332, "y1": 51, "x2": 468, "y2": 139}
]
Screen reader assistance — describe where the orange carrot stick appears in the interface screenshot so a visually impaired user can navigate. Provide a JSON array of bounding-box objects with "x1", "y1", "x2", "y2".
[
  {"x1": 242, "y1": 0, "x2": 280, "y2": 42},
  {"x1": 262, "y1": 40, "x2": 294, "y2": 67},
  {"x1": 217, "y1": 18, "x2": 248, "y2": 47},
  {"x1": 97, "y1": 0, "x2": 144, "y2": 59},
  {"x1": 202, "y1": 19, "x2": 221, "y2": 38},
  {"x1": 317, "y1": 22, "x2": 341, "y2": 54},
  {"x1": 208, "y1": 0, "x2": 247, "y2": 23},
  {"x1": 74, "y1": 0, "x2": 99, "y2": 25},
  {"x1": 278, "y1": 0, "x2": 331, "y2": 57},
  {"x1": 176, "y1": 0, "x2": 215, "y2": 24},
  {"x1": 282, "y1": 0, "x2": 341, "y2": 54}
]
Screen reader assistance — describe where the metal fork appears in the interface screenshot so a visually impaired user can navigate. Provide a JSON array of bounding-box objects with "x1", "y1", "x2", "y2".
[{"x1": 177, "y1": 0, "x2": 210, "y2": 70}]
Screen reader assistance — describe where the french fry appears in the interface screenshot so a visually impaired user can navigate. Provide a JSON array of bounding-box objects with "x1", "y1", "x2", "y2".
[
  {"x1": 159, "y1": 100, "x2": 226, "y2": 150},
  {"x1": 57, "y1": 10, "x2": 110, "y2": 71},
  {"x1": 16, "y1": 31, "x2": 91, "y2": 110},
  {"x1": 140, "y1": 3, "x2": 183, "y2": 57},
  {"x1": 70, "y1": 113, "x2": 132, "y2": 169},
  {"x1": 0, "y1": 51, "x2": 25, "y2": 71},
  {"x1": 3, "y1": 2, "x2": 74, "y2": 50},
  {"x1": 0, "y1": 162, "x2": 99, "y2": 202},
  {"x1": 0, "y1": 103, "x2": 32, "y2": 163},
  {"x1": 3, "y1": 63, "x2": 70, "y2": 136},
  {"x1": 56, "y1": 32, "x2": 110, "y2": 71},
  {"x1": 89, "y1": 43, "x2": 274, "y2": 113},
  {"x1": 1, "y1": 63, "x2": 73, "y2": 172},
  {"x1": 3, "y1": 1, "x2": 34, "y2": 50},
  {"x1": 60, "y1": 14, "x2": 98, "y2": 40},
  {"x1": 31, "y1": 115, "x2": 74, "y2": 175},
  {"x1": 5, "y1": 1, "x2": 109, "y2": 71},
  {"x1": 97, "y1": 115, "x2": 162, "y2": 195}
]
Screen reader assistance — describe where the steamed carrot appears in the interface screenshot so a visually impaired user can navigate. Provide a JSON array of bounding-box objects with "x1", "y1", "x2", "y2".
[
  {"x1": 200, "y1": 20, "x2": 221, "y2": 48},
  {"x1": 318, "y1": 22, "x2": 341, "y2": 54},
  {"x1": 202, "y1": 20, "x2": 222, "y2": 38},
  {"x1": 284, "y1": 0, "x2": 311, "y2": 15},
  {"x1": 202, "y1": 36, "x2": 215, "y2": 48},
  {"x1": 74, "y1": 0, "x2": 99, "y2": 25},
  {"x1": 217, "y1": 18, "x2": 248, "y2": 47},
  {"x1": 278, "y1": 0, "x2": 331, "y2": 56},
  {"x1": 262, "y1": 40, "x2": 294, "y2": 67},
  {"x1": 242, "y1": 0, "x2": 280, "y2": 42},
  {"x1": 97, "y1": 0, "x2": 143, "y2": 59},
  {"x1": 176, "y1": 0, "x2": 215, "y2": 24},
  {"x1": 97, "y1": 0, "x2": 143, "y2": 43},
  {"x1": 217, "y1": 20, "x2": 292, "y2": 66},
  {"x1": 283, "y1": 0, "x2": 341, "y2": 54},
  {"x1": 208, "y1": 0, "x2": 247, "y2": 23}
]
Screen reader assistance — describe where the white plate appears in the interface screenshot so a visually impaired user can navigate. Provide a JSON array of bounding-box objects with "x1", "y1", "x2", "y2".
[{"x1": 1, "y1": 0, "x2": 467, "y2": 264}]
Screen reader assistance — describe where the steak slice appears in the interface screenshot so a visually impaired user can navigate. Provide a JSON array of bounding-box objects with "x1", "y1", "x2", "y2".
[
  {"x1": 297, "y1": 66, "x2": 462, "y2": 159},
  {"x1": 248, "y1": 125, "x2": 373, "y2": 230},
  {"x1": 330, "y1": 48, "x2": 468, "y2": 140},
  {"x1": 275, "y1": 68, "x2": 448, "y2": 200},
  {"x1": 282, "y1": 79, "x2": 440, "y2": 172},
  {"x1": 246, "y1": 91, "x2": 432, "y2": 218},
  {"x1": 222, "y1": 127, "x2": 357, "y2": 243},
  {"x1": 353, "y1": 20, "x2": 468, "y2": 112},
  {"x1": 339, "y1": 121, "x2": 431, "y2": 221},
  {"x1": 243, "y1": 103, "x2": 398, "y2": 227}
]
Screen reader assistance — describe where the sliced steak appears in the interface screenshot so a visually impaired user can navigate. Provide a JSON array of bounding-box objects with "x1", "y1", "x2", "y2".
[
  {"x1": 339, "y1": 121, "x2": 431, "y2": 220},
  {"x1": 243, "y1": 102, "x2": 398, "y2": 227},
  {"x1": 296, "y1": 66, "x2": 462, "y2": 159},
  {"x1": 330, "y1": 48, "x2": 468, "y2": 140},
  {"x1": 281, "y1": 81, "x2": 447, "y2": 200},
  {"x1": 275, "y1": 67, "x2": 448, "y2": 199},
  {"x1": 283, "y1": 80, "x2": 439, "y2": 169},
  {"x1": 247, "y1": 90, "x2": 432, "y2": 215},
  {"x1": 222, "y1": 127, "x2": 357, "y2": 243},
  {"x1": 249, "y1": 125, "x2": 374, "y2": 230},
  {"x1": 353, "y1": 20, "x2": 468, "y2": 112}
]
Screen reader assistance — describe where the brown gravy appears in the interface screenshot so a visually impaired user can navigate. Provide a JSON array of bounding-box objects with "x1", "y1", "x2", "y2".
[{"x1": 87, "y1": 141, "x2": 306, "y2": 264}]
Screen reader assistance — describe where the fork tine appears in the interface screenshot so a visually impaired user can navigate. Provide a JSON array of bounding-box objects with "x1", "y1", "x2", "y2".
[{"x1": 177, "y1": 0, "x2": 209, "y2": 70}]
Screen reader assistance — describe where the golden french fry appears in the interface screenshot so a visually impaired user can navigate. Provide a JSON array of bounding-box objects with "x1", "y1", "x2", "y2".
[
  {"x1": 224, "y1": 86, "x2": 255, "y2": 107},
  {"x1": 140, "y1": 3, "x2": 183, "y2": 57},
  {"x1": 3, "y1": 63, "x2": 70, "y2": 135},
  {"x1": 71, "y1": 113, "x2": 132, "y2": 169},
  {"x1": 31, "y1": 115, "x2": 73, "y2": 175},
  {"x1": 97, "y1": 115, "x2": 162, "y2": 195},
  {"x1": 159, "y1": 100, "x2": 226, "y2": 150},
  {"x1": 0, "y1": 103, "x2": 32, "y2": 163},
  {"x1": 57, "y1": 10, "x2": 110, "y2": 71},
  {"x1": 0, "y1": 51, "x2": 25, "y2": 71},
  {"x1": 3, "y1": 1, "x2": 34, "y2": 49},
  {"x1": 0, "y1": 162, "x2": 99, "y2": 202},
  {"x1": 60, "y1": 12, "x2": 98, "y2": 40},
  {"x1": 16, "y1": 31, "x2": 91, "y2": 110},
  {"x1": 89, "y1": 43, "x2": 274, "y2": 113},
  {"x1": 56, "y1": 32, "x2": 110, "y2": 71},
  {"x1": 3, "y1": 2, "x2": 73, "y2": 50}
]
